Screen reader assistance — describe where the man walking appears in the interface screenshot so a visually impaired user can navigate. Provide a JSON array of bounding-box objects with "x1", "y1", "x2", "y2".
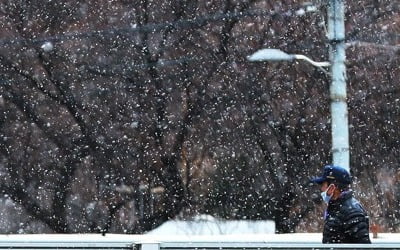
[{"x1": 310, "y1": 165, "x2": 371, "y2": 243}]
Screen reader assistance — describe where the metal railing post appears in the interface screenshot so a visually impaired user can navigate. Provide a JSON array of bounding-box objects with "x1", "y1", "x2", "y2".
[{"x1": 140, "y1": 242, "x2": 160, "y2": 250}]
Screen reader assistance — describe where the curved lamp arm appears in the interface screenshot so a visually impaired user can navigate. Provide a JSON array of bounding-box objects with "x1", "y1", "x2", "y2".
[{"x1": 293, "y1": 54, "x2": 330, "y2": 67}]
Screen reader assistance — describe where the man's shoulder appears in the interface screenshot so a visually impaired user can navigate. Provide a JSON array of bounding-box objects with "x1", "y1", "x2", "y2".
[
  {"x1": 344, "y1": 196, "x2": 364, "y2": 208},
  {"x1": 340, "y1": 197, "x2": 367, "y2": 216}
]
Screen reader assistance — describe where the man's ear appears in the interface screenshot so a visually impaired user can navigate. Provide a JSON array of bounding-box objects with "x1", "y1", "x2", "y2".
[{"x1": 327, "y1": 183, "x2": 336, "y2": 196}]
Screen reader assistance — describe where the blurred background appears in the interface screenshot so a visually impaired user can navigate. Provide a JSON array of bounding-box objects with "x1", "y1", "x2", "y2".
[{"x1": 0, "y1": 0, "x2": 399, "y2": 234}]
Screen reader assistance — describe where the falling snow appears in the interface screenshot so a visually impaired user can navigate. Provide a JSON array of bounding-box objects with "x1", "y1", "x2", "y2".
[{"x1": 0, "y1": 0, "x2": 399, "y2": 235}]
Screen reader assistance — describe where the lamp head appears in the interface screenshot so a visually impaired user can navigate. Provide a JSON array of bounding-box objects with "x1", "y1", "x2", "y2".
[{"x1": 247, "y1": 48, "x2": 295, "y2": 62}]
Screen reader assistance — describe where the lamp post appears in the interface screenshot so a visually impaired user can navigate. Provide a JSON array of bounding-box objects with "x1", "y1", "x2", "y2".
[
  {"x1": 327, "y1": 0, "x2": 349, "y2": 172},
  {"x1": 247, "y1": 1, "x2": 349, "y2": 172}
]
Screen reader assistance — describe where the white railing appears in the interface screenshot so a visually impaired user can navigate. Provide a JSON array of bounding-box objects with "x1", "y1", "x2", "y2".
[{"x1": 0, "y1": 233, "x2": 399, "y2": 249}]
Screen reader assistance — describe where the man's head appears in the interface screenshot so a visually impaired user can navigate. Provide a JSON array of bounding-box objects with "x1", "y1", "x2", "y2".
[{"x1": 310, "y1": 165, "x2": 352, "y2": 201}]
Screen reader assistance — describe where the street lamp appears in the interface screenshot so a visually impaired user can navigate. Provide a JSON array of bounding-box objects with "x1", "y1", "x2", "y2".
[
  {"x1": 247, "y1": 48, "x2": 349, "y2": 171},
  {"x1": 247, "y1": 1, "x2": 349, "y2": 172},
  {"x1": 247, "y1": 48, "x2": 330, "y2": 74},
  {"x1": 247, "y1": 48, "x2": 330, "y2": 68}
]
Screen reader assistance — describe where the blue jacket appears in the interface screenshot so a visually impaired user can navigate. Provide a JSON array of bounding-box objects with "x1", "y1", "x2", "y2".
[{"x1": 323, "y1": 191, "x2": 371, "y2": 243}]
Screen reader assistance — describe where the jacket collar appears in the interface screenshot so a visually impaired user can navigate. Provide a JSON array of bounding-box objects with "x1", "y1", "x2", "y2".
[{"x1": 328, "y1": 190, "x2": 353, "y2": 206}]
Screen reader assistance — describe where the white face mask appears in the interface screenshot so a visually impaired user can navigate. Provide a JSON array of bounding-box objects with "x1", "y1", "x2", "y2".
[{"x1": 321, "y1": 184, "x2": 335, "y2": 204}]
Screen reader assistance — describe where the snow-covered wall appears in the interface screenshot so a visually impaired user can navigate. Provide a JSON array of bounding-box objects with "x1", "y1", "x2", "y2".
[{"x1": 146, "y1": 215, "x2": 275, "y2": 235}]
